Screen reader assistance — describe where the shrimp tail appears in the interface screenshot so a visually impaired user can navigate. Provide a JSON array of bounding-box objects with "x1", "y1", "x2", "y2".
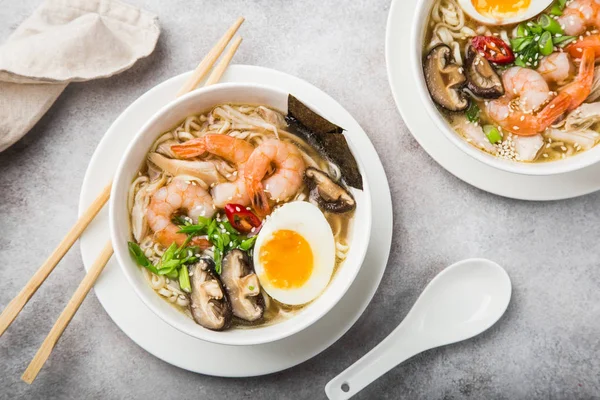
[
  {"x1": 502, "y1": 92, "x2": 572, "y2": 136},
  {"x1": 539, "y1": 92, "x2": 573, "y2": 127},
  {"x1": 571, "y1": 47, "x2": 595, "y2": 110},
  {"x1": 249, "y1": 182, "x2": 271, "y2": 217},
  {"x1": 171, "y1": 138, "x2": 207, "y2": 159},
  {"x1": 559, "y1": 47, "x2": 595, "y2": 111}
]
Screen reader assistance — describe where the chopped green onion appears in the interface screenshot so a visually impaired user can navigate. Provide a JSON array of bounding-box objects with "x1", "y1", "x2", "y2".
[
  {"x1": 161, "y1": 242, "x2": 177, "y2": 263},
  {"x1": 511, "y1": 37, "x2": 534, "y2": 52},
  {"x1": 466, "y1": 102, "x2": 480, "y2": 123},
  {"x1": 166, "y1": 269, "x2": 179, "y2": 279},
  {"x1": 179, "y1": 265, "x2": 191, "y2": 293},
  {"x1": 528, "y1": 23, "x2": 543, "y2": 34},
  {"x1": 538, "y1": 31, "x2": 554, "y2": 56},
  {"x1": 157, "y1": 259, "x2": 181, "y2": 275},
  {"x1": 553, "y1": 35, "x2": 576, "y2": 47},
  {"x1": 517, "y1": 23, "x2": 529, "y2": 37},
  {"x1": 128, "y1": 242, "x2": 159, "y2": 274},
  {"x1": 483, "y1": 125, "x2": 502, "y2": 144},
  {"x1": 214, "y1": 248, "x2": 223, "y2": 274},
  {"x1": 550, "y1": 3, "x2": 563, "y2": 16},
  {"x1": 206, "y1": 219, "x2": 217, "y2": 238},
  {"x1": 514, "y1": 57, "x2": 526, "y2": 67},
  {"x1": 239, "y1": 236, "x2": 258, "y2": 251},
  {"x1": 249, "y1": 286, "x2": 255, "y2": 291},
  {"x1": 538, "y1": 14, "x2": 563, "y2": 35}
]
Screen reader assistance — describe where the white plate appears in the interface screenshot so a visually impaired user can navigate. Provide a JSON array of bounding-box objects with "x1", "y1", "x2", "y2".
[
  {"x1": 79, "y1": 65, "x2": 393, "y2": 377},
  {"x1": 386, "y1": 0, "x2": 600, "y2": 201}
]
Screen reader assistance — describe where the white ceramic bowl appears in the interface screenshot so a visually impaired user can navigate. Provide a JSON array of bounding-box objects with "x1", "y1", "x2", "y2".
[
  {"x1": 109, "y1": 83, "x2": 372, "y2": 346},
  {"x1": 411, "y1": 0, "x2": 600, "y2": 176}
]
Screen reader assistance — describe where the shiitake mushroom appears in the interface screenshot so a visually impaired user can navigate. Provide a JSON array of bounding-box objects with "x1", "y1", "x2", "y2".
[
  {"x1": 188, "y1": 258, "x2": 232, "y2": 331},
  {"x1": 220, "y1": 250, "x2": 264, "y2": 322},
  {"x1": 464, "y1": 46, "x2": 504, "y2": 99},
  {"x1": 423, "y1": 44, "x2": 468, "y2": 111},
  {"x1": 304, "y1": 167, "x2": 356, "y2": 213}
]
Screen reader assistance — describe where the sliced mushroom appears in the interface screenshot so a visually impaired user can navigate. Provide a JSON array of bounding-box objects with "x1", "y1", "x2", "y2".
[
  {"x1": 220, "y1": 250, "x2": 264, "y2": 322},
  {"x1": 257, "y1": 106, "x2": 288, "y2": 128},
  {"x1": 424, "y1": 44, "x2": 468, "y2": 111},
  {"x1": 188, "y1": 258, "x2": 232, "y2": 331},
  {"x1": 465, "y1": 47, "x2": 504, "y2": 99},
  {"x1": 304, "y1": 167, "x2": 356, "y2": 213},
  {"x1": 565, "y1": 103, "x2": 600, "y2": 131},
  {"x1": 148, "y1": 153, "x2": 223, "y2": 187}
]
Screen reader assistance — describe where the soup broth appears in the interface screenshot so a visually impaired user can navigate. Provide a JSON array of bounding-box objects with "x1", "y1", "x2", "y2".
[{"x1": 127, "y1": 103, "x2": 356, "y2": 331}]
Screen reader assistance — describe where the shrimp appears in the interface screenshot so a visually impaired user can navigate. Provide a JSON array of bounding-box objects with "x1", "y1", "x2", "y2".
[
  {"x1": 567, "y1": 34, "x2": 600, "y2": 59},
  {"x1": 559, "y1": 48, "x2": 596, "y2": 111},
  {"x1": 244, "y1": 139, "x2": 306, "y2": 216},
  {"x1": 538, "y1": 53, "x2": 575, "y2": 86},
  {"x1": 146, "y1": 178, "x2": 216, "y2": 248},
  {"x1": 490, "y1": 67, "x2": 553, "y2": 114},
  {"x1": 171, "y1": 134, "x2": 255, "y2": 207},
  {"x1": 557, "y1": 0, "x2": 600, "y2": 36},
  {"x1": 486, "y1": 67, "x2": 572, "y2": 135}
]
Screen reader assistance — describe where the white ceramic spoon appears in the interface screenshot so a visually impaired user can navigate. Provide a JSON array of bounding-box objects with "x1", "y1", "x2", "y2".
[{"x1": 325, "y1": 258, "x2": 511, "y2": 400}]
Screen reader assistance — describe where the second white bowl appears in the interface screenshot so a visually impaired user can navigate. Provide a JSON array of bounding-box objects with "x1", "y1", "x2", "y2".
[{"x1": 410, "y1": 0, "x2": 600, "y2": 176}]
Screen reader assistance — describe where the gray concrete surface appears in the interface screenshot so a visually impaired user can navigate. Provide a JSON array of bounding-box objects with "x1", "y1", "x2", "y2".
[{"x1": 1, "y1": 0, "x2": 599, "y2": 399}]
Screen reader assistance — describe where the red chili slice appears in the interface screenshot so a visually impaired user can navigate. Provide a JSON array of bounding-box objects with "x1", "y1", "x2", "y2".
[
  {"x1": 472, "y1": 36, "x2": 515, "y2": 64},
  {"x1": 224, "y1": 203, "x2": 262, "y2": 233}
]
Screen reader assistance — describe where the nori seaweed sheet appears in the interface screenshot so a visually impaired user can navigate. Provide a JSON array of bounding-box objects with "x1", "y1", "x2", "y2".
[{"x1": 285, "y1": 95, "x2": 363, "y2": 190}]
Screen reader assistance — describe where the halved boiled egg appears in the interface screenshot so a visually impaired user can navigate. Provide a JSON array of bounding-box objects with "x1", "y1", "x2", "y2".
[
  {"x1": 459, "y1": 0, "x2": 553, "y2": 25},
  {"x1": 253, "y1": 201, "x2": 335, "y2": 306}
]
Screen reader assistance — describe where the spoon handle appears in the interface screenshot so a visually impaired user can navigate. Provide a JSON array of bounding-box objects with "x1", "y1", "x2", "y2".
[{"x1": 325, "y1": 323, "x2": 426, "y2": 400}]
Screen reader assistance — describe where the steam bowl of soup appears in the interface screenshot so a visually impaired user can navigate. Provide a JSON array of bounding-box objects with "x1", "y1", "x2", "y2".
[
  {"x1": 109, "y1": 83, "x2": 372, "y2": 346},
  {"x1": 412, "y1": 0, "x2": 600, "y2": 175}
]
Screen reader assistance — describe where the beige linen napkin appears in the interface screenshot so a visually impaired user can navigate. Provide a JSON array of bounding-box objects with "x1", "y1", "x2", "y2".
[{"x1": 0, "y1": 0, "x2": 160, "y2": 152}]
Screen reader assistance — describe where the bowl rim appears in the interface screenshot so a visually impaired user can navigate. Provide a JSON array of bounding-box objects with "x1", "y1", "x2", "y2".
[
  {"x1": 108, "y1": 82, "x2": 372, "y2": 346},
  {"x1": 410, "y1": 0, "x2": 600, "y2": 176}
]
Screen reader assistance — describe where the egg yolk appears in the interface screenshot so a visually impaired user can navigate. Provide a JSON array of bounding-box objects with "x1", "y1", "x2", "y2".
[
  {"x1": 259, "y1": 230, "x2": 314, "y2": 289},
  {"x1": 472, "y1": 0, "x2": 530, "y2": 16}
]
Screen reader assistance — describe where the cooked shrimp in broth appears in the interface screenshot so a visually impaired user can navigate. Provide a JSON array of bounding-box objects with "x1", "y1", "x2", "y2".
[
  {"x1": 245, "y1": 139, "x2": 306, "y2": 216},
  {"x1": 422, "y1": 0, "x2": 600, "y2": 162},
  {"x1": 127, "y1": 103, "x2": 358, "y2": 332},
  {"x1": 147, "y1": 177, "x2": 215, "y2": 248}
]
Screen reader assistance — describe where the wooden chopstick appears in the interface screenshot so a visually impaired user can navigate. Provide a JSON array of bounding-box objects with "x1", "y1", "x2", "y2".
[
  {"x1": 1, "y1": 16, "x2": 245, "y2": 339},
  {"x1": 204, "y1": 36, "x2": 243, "y2": 87},
  {"x1": 0, "y1": 182, "x2": 112, "y2": 338},
  {"x1": 19, "y1": 18, "x2": 245, "y2": 384},
  {"x1": 176, "y1": 17, "x2": 245, "y2": 96},
  {"x1": 21, "y1": 241, "x2": 114, "y2": 384}
]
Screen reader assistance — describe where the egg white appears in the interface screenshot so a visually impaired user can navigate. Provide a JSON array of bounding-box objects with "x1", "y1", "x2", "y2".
[
  {"x1": 458, "y1": 0, "x2": 553, "y2": 25},
  {"x1": 253, "y1": 201, "x2": 335, "y2": 306}
]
